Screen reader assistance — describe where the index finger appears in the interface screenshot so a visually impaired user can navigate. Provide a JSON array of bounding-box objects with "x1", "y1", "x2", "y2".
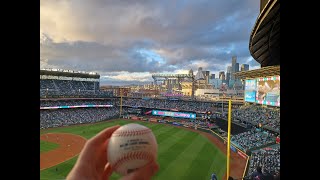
[{"x1": 88, "y1": 125, "x2": 121, "y2": 146}]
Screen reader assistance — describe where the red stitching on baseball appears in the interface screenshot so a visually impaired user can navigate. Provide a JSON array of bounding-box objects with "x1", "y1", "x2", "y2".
[
  {"x1": 112, "y1": 129, "x2": 152, "y2": 137},
  {"x1": 113, "y1": 151, "x2": 154, "y2": 174}
]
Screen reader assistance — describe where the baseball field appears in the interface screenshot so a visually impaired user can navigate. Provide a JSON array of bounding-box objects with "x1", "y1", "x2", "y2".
[{"x1": 40, "y1": 119, "x2": 243, "y2": 180}]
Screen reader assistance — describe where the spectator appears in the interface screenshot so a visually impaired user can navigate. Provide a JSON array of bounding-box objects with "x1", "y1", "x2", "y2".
[
  {"x1": 247, "y1": 146, "x2": 280, "y2": 178},
  {"x1": 231, "y1": 129, "x2": 276, "y2": 151},
  {"x1": 40, "y1": 107, "x2": 121, "y2": 129},
  {"x1": 251, "y1": 166, "x2": 263, "y2": 180},
  {"x1": 211, "y1": 173, "x2": 218, "y2": 180}
]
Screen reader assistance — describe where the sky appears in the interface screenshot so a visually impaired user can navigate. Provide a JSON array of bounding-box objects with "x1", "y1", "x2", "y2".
[{"x1": 40, "y1": 0, "x2": 261, "y2": 86}]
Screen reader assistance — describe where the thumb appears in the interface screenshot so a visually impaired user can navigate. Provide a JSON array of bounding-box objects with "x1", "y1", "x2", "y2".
[
  {"x1": 102, "y1": 163, "x2": 113, "y2": 180},
  {"x1": 120, "y1": 161, "x2": 159, "y2": 180}
]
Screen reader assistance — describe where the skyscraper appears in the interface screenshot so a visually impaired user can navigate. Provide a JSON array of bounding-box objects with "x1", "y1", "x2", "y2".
[
  {"x1": 235, "y1": 63, "x2": 239, "y2": 72},
  {"x1": 219, "y1": 71, "x2": 225, "y2": 80},
  {"x1": 189, "y1": 69, "x2": 193, "y2": 75},
  {"x1": 226, "y1": 66, "x2": 231, "y2": 82},
  {"x1": 241, "y1": 64, "x2": 249, "y2": 71},
  {"x1": 231, "y1": 56, "x2": 237, "y2": 80},
  {"x1": 202, "y1": 70, "x2": 210, "y2": 84},
  {"x1": 210, "y1": 74, "x2": 215, "y2": 79},
  {"x1": 245, "y1": 64, "x2": 249, "y2": 71},
  {"x1": 232, "y1": 56, "x2": 237, "y2": 65},
  {"x1": 195, "y1": 67, "x2": 205, "y2": 80}
]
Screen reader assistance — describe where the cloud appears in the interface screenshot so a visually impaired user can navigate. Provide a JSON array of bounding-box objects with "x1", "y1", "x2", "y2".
[{"x1": 40, "y1": 0, "x2": 260, "y2": 85}]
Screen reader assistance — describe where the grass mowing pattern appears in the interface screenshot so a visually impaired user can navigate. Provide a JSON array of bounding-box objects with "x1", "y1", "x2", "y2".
[
  {"x1": 40, "y1": 120, "x2": 226, "y2": 180},
  {"x1": 40, "y1": 141, "x2": 60, "y2": 153}
]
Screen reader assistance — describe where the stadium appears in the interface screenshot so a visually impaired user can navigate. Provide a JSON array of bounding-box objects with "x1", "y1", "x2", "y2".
[{"x1": 40, "y1": 0, "x2": 280, "y2": 179}]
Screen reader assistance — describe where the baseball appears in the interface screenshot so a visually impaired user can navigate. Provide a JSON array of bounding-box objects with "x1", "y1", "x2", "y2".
[{"x1": 107, "y1": 123, "x2": 158, "y2": 176}]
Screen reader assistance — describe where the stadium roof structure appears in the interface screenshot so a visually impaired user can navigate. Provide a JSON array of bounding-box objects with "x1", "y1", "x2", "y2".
[
  {"x1": 234, "y1": 65, "x2": 279, "y2": 79},
  {"x1": 40, "y1": 69, "x2": 100, "y2": 79},
  {"x1": 249, "y1": 0, "x2": 280, "y2": 67}
]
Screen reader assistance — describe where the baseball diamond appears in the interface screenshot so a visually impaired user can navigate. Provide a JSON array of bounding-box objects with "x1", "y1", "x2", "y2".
[{"x1": 40, "y1": 119, "x2": 246, "y2": 180}]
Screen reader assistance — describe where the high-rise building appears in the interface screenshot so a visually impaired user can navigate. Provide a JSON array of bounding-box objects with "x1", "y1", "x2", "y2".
[
  {"x1": 219, "y1": 71, "x2": 225, "y2": 80},
  {"x1": 202, "y1": 70, "x2": 210, "y2": 84},
  {"x1": 189, "y1": 69, "x2": 194, "y2": 76},
  {"x1": 210, "y1": 74, "x2": 215, "y2": 79},
  {"x1": 244, "y1": 64, "x2": 249, "y2": 71},
  {"x1": 195, "y1": 67, "x2": 205, "y2": 80},
  {"x1": 235, "y1": 63, "x2": 239, "y2": 72},
  {"x1": 227, "y1": 66, "x2": 232, "y2": 74},
  {"x1": 226, "y1": 66, "x2": 231, "y2": 82},
  {"x1": 241, "y1": 64, "x2": 249, "y2": 71},
  {"x1": 210, "y1": 78, "x2": 222, "y2": 89},
  {"x1": 232, "y1": 56, "x2": 237, "y2": 65},
  {"x1": 230, "y1": 56, "x2": 240, "y2": 80},
  {"x1": 231, "y1": 56, "x2": 237, "y2": 80}
]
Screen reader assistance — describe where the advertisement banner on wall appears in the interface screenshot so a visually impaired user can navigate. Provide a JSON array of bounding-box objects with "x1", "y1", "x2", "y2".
[
  {"x1": 40, "y1": 104, "x2": 113, "y2": 109},
  {"x1": 237, "y1": 151, "x2": 247, "y2": 159},
  {"x1": 152, "y1": 110, "x2": 196, "y2": 119},
  {"x1": 149, "y1": 118, "x2": 157, "y2": 122},
  {"x1": 131, "y1": 116, "x2": 139, "y2": 120},
  {"x1": 230, "y1": 145, "x2": 237, "y2": 153}
]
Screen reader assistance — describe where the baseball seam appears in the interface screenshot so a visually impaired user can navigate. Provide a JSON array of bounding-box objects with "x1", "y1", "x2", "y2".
[
  {"x1": 113, "y1": 151, "x2": 154, "y2": 175},
  {"x1": 112, "y1": 129, "x2": 152, "y2": 137}
]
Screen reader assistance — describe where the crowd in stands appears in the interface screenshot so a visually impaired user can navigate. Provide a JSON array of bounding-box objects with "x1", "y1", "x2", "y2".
[
  {"x1": 40, "y1": 107, "x2": 119, "y2": 129},
  {"x1": 40, "y1": 90, "x2": 113, "y2": 98},
  {"x1": 40, "y1": 79, "x2": 112, "y2": 98},
  {"x1": 231, "y1": 128, "x2": 276, "y2": 151},
  {"x1": 40, "y1": 98, "x2": 219, "y2": 112},
  {"x1": 247, "y1": 145, "x2": 280, "y2": 178},
  {"x1": 40, "y1": 99, "x2": 279, "y2": 133},
  {"x1": 222, "y1": 104, "x2": 280, "y2": 132},
  {"x1": 40, "y1": 99, "x2": 113, "y2": 107},
  {"x1": 121, "y1": 98, "x2": 217, "y2": 112},
  {"x1": 41, "y1": 79, "x2": 98, "y2": 91},
  {"x1": 178, "y1": 119, "x2": 213, "y2": 129}
]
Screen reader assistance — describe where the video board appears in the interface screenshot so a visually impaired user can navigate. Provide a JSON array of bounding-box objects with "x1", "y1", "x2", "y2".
[
  {"x1": 151, "y1": 110, "x2": 196, "y2": 119},
  {"x1": 244, "y1": 79, "x2": 257, "y2": 102},
  {"x1": 256, "y1": 76, "x2": 280, "y2": 106},
  {"x1": 244, "y1": 76, "x2": 280, "y2": 107}
]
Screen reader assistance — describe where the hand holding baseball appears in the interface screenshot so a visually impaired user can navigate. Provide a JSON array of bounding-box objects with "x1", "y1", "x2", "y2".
[{"x1": 67, "y1": 125, "x2": 159, "y2": 180}]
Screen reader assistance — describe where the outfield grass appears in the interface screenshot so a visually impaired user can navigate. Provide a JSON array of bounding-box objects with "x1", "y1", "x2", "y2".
[
  {"x1": 40, "y1": 141, "x2": 60, "y2": 153},
  {"x1": 40, "y1": 119, "x2": 226, "y2": 180}
]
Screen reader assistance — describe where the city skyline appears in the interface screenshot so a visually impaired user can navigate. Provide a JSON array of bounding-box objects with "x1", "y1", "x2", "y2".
[{"x1": 41, "y1": 0, "x2": 261, "y2": 86}]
